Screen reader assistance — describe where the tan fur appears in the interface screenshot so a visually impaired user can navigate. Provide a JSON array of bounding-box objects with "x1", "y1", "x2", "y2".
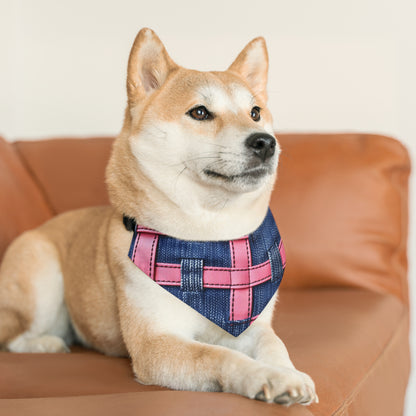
[
  {"x1": 0, "y1": 28, "x2": 317, "y2": 405},
  {"x1": 0, "y1": 231, "x2": 43, "y2": 344}
]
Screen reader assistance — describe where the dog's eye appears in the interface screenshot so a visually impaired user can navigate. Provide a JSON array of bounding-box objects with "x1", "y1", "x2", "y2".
[
  {"x1": 250, "y1": 106, "x2": 261, "y2": 122},
  {"x1": 188, "y1": 106, "x2": 212, "y2": 121}
]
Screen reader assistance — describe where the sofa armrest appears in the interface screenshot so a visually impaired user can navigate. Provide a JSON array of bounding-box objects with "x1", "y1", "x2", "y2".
[
  {"x1": 271, "y1": 133, "x2": 410, "y2": 305},
  {"x1": 0, "y1": 137, "x2": 52, "y2": 260}
]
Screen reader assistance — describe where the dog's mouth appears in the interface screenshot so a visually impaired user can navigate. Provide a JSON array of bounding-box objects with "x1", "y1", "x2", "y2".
[{"x1": 203, "y1": 166, "x2": 269, "y2": 182}]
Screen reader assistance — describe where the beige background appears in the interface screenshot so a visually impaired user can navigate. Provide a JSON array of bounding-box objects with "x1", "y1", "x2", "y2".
[{"x1": 0, "y1": 0, "x2": 415, "y2": 413}]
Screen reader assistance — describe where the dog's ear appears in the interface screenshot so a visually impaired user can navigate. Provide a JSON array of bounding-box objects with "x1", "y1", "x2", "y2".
[
  {"x1": 228, "y1": 37, "x2": 269, "y2": 102},
  {"x1": 127, "y1": 28, "x2": 178, "y2": 106}
]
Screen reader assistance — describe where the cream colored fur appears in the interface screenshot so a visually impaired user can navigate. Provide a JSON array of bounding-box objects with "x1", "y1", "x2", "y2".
[{"x1": 0, "y1": 28, "x2": 317, "y2": 405}]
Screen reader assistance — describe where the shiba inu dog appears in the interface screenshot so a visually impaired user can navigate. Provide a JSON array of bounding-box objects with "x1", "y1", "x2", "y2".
[{"x1": 0, "y1": 28, "x2": 317, "y2": 405}]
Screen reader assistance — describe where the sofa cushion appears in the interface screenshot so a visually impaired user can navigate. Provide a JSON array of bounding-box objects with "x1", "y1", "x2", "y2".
[
  {"x1": 0, "y1": 289, "x2": 409, "y2": 415},
  {"x1": 0, "y1": 391, "x2": 298, "y2": 416}
]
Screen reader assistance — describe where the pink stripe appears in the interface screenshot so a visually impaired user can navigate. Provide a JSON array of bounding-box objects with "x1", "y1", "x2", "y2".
[
  {"x1": 231, "y1": 287, "x2": 251, "y2": 321},
  {"x1": 153, "y1": 260, "x2": 271, "y2": 288},
  {"x1": 230, "y1": 239, "x2": 251, "y2": 284},
  {"x1": 132, "y1": 232, "x2": 159, "y2": 279},
  {"x1": 136, "y1": 226, "x2": 164, "y2": 235},
  {"x1": 229, "y1": 238, "x2": 252, "y2": 321}
]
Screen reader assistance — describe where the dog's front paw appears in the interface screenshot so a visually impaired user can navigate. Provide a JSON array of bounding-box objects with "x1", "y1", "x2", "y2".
[{"x1": 248, "y1": 366, "x2": 318, "y2": 406}]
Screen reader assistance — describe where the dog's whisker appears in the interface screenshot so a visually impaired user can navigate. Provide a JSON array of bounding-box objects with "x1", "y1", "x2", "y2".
[
  {"x1": 168, "y1": 156, "x2": 222, "y2": 168},
  {"x1": 198, "y1": 141, "x2": 228, "y2": 149},
  {"x1": 202, "y1": 159, "x2": 229, "y2": 173},
  {"x1": 184, "y1": 157, "x2": 220, "y2": 163},
  {"x1": 146, "y1": 124, "x2": 168, "y2": 135},
  {"x1": 172, "y1": 165, "x2": 188, "y2": 192},
  {"x1": 141, "y1": 125, "x2": 168, "y2": 140},
  {"x1": 218, "y1": 151, "x2": 247, "y2": 158}
]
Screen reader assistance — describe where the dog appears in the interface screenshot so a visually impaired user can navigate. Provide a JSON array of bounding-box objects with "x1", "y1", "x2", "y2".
[{"x1": 0, "y1": 28, "x2": 317, "y2": 406}]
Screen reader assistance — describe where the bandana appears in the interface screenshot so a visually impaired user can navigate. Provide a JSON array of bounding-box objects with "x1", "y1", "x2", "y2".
[{"x1": 127, "y1": 209, "x2": 285, "y2": 336}]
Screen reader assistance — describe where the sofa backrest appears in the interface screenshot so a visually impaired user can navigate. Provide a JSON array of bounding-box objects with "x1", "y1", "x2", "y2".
[
  {"x1": 13, "y1": 137, "x2": 113, "y2": 213},
  {"x1": 270, "y1": 134, "x2": 410, "y2": 305},
  {"x1": 0, "y1": 134, "x2": 410, "y2": 304}
]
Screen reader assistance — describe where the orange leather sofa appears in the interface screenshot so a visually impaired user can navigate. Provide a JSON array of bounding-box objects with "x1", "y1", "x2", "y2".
[{"x1": 0, "y1": 133, "x2": 411, "y2": 415}]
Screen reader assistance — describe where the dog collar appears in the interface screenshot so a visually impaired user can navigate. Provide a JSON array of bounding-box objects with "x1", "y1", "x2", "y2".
[{"x1": 126, "y1": 209, "x2": 285, "y2": 336}]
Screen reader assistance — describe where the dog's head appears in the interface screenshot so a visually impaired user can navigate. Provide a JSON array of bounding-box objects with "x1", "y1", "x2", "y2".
[{"x1": 107, "y1": 28, "x2": 279, "y2": 234}]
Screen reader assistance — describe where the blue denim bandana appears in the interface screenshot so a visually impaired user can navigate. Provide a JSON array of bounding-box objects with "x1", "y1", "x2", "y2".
[{"x1": 127, "y1": 209, "x2": 285, "y2": 336}]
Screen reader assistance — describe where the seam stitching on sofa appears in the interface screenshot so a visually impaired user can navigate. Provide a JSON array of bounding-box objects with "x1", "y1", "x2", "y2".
[
  {"x1": 396, "y1": 163, "x2": 410, "y2": 306},
  {"x1": 386, "y1": 137, "x2": 411, "y2": 306},
  {"x1": 369, "y1": 135, "x2": 410, "y2": 306},
  {"x1": 331, "y1": 307, "x2": 409, "y2": 416},
  {"x1": 13, "y1": 143, "x2": 57, "y2": 216},
  {"x1": 396, "y1": 162, "x2": 411, "y2": 306}
]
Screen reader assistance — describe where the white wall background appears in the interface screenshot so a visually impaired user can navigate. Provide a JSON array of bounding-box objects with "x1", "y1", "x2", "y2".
[{"x1": 0, "y1": 0, "x2": 415, "y2": 413}]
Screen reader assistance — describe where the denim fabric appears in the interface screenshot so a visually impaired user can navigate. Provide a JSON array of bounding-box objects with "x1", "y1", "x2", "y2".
[
  {"x1": 157, "y1": 237, "x2": 232, "y2": 267},
  {"x1": 128, "y1": 208, "x2": 285, "y2": 337},
  {"x1": 268, "y1": 241, "x2": 284, "y2": 283}
]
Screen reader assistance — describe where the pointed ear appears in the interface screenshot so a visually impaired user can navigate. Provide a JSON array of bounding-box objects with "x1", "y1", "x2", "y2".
[
  {"x1": 228, "y1": 37, "x2": 269, "y2": 102},
  {"x1": 127, "y1": 28, "x2": 178, "y2": 106}
]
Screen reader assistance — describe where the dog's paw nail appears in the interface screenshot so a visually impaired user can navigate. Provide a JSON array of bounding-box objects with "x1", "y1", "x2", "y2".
[
  {"x1": 255, "y1": 383, "x2": 271, "y2": 402},
  {"x1": 315, "y1": 393, "x2": 319, "y2": 403},
  {"x1": 274, "y1": 392, "x2": 291, "y2": 405},
  {"x1": 255, "y1": 391, "x2": 266, "y2": 401},
  {"x1": 263, "y1": 383, "x2": 272, "y2": 401}
]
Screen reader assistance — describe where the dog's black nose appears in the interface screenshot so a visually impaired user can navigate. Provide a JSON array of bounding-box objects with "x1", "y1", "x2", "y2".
[{"x1": 245, "y1": 133, "x2": 276, "y2": 162}]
